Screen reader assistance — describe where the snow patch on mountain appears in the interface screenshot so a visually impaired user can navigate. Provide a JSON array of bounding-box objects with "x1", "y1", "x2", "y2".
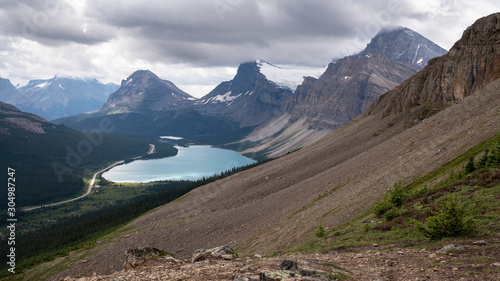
[
  {"x1": 204, "y1": 91, "x2": 242, "y2": 104},
  {"x1": 256, "y1": 60, "x2": 326, "y2": 91}
]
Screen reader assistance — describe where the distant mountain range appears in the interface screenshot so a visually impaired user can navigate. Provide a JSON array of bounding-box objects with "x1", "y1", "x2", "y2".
[
  {"x1": 54, "y1": 26, "x2": 447, "y2": 158},
  {"x1": 0, "y1": 76, "x2": 118, "y2": 121}
]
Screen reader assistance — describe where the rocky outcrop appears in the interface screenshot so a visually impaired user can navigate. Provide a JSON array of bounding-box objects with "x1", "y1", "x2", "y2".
[
  {"x1": 191, "y1": 245, "x2": 237, "y2": 263},
  {"x1": 257, "y1": 260, "x2": 334, "y2": 281},
  {"x1": 123, "y1": 247, "x2": 176, "y2": 269},
  {"x1": 365, "y1": 13, "x2": 500, "y2": 120}
]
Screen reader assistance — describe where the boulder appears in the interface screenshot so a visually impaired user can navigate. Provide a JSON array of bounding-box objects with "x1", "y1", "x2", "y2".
[
  {"x1": 123, "y1": 247, "x2": 173, "y2": 269},
  {"x1": 191, "y1": 245, "x2": 237, "y2": 263}
]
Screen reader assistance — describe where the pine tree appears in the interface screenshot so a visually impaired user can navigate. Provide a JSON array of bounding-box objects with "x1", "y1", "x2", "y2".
[{"x1": 465, "y1": 157, "x2": 475, "y2": 174}]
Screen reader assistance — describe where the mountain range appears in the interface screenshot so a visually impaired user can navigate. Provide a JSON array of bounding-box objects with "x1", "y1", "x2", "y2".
[
  {"x1": 0, "y1": 24, "x2": 449, "y2": 208},
  {"x1": 51, "y1": 12, "x2": 500, "y2": 278},
  {"x1": 56, "y1": 26, "x2": 446, "y2": 159},
  {"x1": 0, "y1": 76, "x2": 118, "y2": 121}
]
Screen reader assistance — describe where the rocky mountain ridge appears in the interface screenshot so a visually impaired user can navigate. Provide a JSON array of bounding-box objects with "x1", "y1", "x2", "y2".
[
  {"x1": 239, "y1": 27, "x2": 446, "y2": 157},
  {"x1": 365, "y1": 13, "x2": 500, "y2": 119},
  {"x1": 0, "y1": 101, "x2": 48, "y2": 135},
  {"x1": 197, "y1": 61, "x2": 296, "y2": 127},
  {"x1": 359, "y1": 26, "x2": 447, "y2": 70},
  {"x1": 0, "y1": 78, "x2": 25, "y2": 106},
  {"x1": 284, "y1": 53, "x2": 418, "y2": 130}
]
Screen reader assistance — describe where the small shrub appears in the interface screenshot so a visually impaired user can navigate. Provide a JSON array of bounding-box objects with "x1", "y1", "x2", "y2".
[
  {"x1": 373, "y1": 180, "x2": 408, "y2": 217},
  {"x1": 383, "y1": 207, "x2": 408, "y2": 221},
  {"x1": 411, "y1": 195, "x2": 477, "y2": 239},
  {"x1": 373, "y1": 200, "x2": 394, "y2": 217},
  {"x1": 412, "y1": 185, "x2": 429, "y2": 197},
  {"x1": 315, "y1": 224, "x2": 326, "y2": 238},
  {"x1": 388, "y1": 180, "x2": 408, "y2": 207}
]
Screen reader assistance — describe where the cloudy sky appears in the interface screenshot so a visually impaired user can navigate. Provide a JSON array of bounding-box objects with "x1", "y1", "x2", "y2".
[{"x1": 0, "y1": 0, "x2": 497, "y2": 97}]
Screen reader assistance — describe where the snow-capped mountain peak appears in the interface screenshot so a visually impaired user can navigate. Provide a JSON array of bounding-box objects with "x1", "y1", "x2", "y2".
[{"x1": 256, "y1": 59, "x2": 326, "y2": 91}]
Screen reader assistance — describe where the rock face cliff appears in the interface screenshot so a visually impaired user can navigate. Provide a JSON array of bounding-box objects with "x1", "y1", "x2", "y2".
[
  {"x1": 241, "y1": 27, "x2": 445, "y2": 157},
  {"x1": 102, "y1": 70, "x2": 195, "y2": 113},
  {"x1": 284, "y1": 54, "x2": 417, "y2": 130},
  {"x1": 359, "y1": 27, "x2": 447, "y2": 70},
  {"x1": 366, "y1": 13, "x2": 500, "y2": 119}
]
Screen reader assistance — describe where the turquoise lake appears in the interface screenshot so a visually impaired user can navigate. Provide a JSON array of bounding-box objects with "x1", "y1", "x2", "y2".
[{"x1": 102, "y1": 145, "x2": 256, "y2": 182}]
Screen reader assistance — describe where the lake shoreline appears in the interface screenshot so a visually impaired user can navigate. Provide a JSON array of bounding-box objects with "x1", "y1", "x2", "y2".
[{"x1": 102, "y1": 145, "x2": 256, "y2": 183}]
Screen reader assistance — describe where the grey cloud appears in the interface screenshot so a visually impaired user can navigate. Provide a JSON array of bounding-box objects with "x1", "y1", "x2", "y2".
[
  {"x1": 81, "y1": 0, "x2": 386, "y2": 66},
  {"x1": 0, "y1": 0, "x2": 113, "y2": 45}
]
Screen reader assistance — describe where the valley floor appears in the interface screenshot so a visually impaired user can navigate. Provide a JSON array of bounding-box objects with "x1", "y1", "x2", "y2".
[{"x1": 60, "y1": 236, "x2": 500, "y2": 281}]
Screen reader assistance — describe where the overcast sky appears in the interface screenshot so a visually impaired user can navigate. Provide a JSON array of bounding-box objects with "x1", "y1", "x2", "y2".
[{"x1": 0, "y1": 0, "x2": 497, "y2": 97}]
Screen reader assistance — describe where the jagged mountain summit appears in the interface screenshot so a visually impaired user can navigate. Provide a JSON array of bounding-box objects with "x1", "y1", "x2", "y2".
[
  {"x1": 359, "y1": 26, "x2": 447, "y2": 70},
  {"x1": 101, "y1": 70, "x2": 196, "y2": 113},
  {"x1": 365, "y1": 12, "x2": 500, "y2": 120},
  {"x1": 54, "y1": 13, "x2": 500, "y2": 279},
  {"x1": 285, "y1": 54, "x2": 417, "y2": 129},
  {"x1": 241, "y1": 26, "x2": 443, "y2": 157},
  {"x1": 197, "y1": 60, "x2": 325, "y2": 127},
  {"x1": 15, "y1": 76, "x2": 118, "y2": 121},
  {"x1": 198, "y1": 60, "x2": 325, "y2": 127}
]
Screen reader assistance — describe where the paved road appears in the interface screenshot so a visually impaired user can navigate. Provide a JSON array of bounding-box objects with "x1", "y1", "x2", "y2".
[
  {"x1": 21, "y1": 144, "x2": 156, "y2": 212},
  {"x1": 21, "y1": 160, "x2": 125, "y2": 212}
]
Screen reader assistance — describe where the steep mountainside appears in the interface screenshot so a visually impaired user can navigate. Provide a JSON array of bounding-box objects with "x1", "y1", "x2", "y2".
[
  {"x1": 0, "y1": 78, "x2": 26, "y2": 105},
  {"x1": 16, "y1": 76, "x2": 118, "y2": 120},
  {"x1": 0, "y1": 101, "x2": 149, "y2": 206},
  {"x1": 198, "y1": 60, "x2": 324, "y2": 128},
  {"x1": 366, "y1": 13, "x2": 500, "y2": 119},
  {"x1": 240, "y1": 27, "x2": 444, "y2": 158},
  {"x1": 359, "y1": 26, "x2": 447, "y2": 70},
  {"x1": 102, "y1": 70, "x2": 196, "y2": 113},
  {"x1": 285, "y1": 54, "x2": 417, "y2": 129},
  {"x1": 55, "y1": 13, "x2": 500, "y2": 278}
]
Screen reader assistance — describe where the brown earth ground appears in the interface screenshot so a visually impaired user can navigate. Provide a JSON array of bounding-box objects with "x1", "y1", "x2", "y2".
[{"x1": 61, "y1": 237, "x2": 500, "y2": 280}]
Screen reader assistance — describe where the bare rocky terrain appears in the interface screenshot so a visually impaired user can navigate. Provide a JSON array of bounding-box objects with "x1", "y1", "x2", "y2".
[
  {"x1": 52, "y1": 13, "x2": 500, "y2": 280},
  {"x1": 61, "y1": 238, "x2": 500, "y2": 280}
]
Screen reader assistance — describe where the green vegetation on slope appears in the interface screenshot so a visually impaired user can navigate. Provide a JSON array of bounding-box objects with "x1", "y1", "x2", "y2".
[
  {"x1": 0, "y1": 122, "x2": 156, "y2": 207},
  {"x1": 294, "y1": 132, "x2": 500, "y2": 253}
]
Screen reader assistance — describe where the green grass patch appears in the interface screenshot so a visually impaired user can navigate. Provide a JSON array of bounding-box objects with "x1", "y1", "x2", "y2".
[{"x1": 292, "y1": 132, "x2": 500, "y2": 255}]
